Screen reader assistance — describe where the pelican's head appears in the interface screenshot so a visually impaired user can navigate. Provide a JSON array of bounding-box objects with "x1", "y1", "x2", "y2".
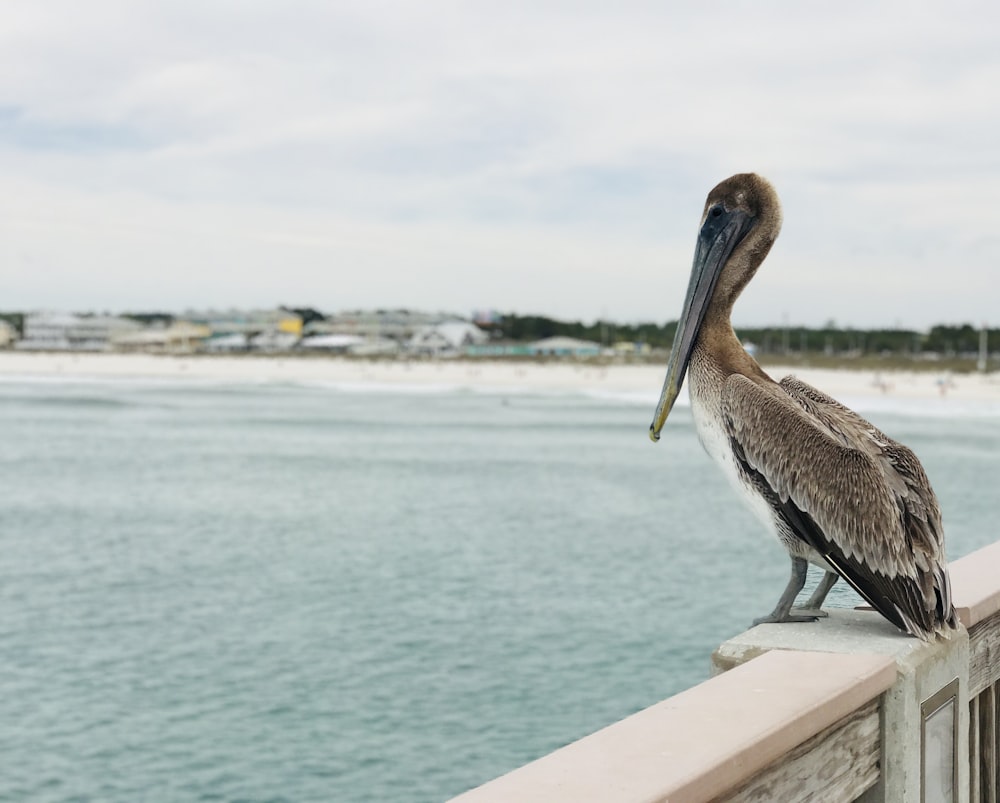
[{"x1": 649, "y1": 173, "x2": 781, "y2": 442}]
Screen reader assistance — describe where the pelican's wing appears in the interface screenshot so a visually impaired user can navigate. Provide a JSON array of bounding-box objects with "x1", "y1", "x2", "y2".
[
  {"x1": 778, "y1": 376, "x2": 949, "y2": 572},
  {"x1": 722, "y1": 374, "x2": 956, "y2": 638}
]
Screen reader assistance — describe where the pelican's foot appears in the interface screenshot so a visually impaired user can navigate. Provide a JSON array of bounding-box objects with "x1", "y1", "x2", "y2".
[
  {"x1": 752, "y1": 611, "x2": 820, "y2": 625},
  {"x1": 791, "y1": 606, "x2": 829, "y2": 618}
]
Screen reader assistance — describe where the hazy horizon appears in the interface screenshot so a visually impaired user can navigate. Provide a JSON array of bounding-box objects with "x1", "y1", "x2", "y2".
[{"x1": 5, "y1": 305, "x2": 996, "y2": 336}]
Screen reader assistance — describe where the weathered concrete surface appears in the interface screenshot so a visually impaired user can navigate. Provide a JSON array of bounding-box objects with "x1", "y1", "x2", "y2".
[{"x1": 713, "y1": 608, "x2": 970, "y2": 803}]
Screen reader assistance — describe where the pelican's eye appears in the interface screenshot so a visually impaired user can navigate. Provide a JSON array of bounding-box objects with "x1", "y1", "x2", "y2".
[{"x1": 709, "y1": 205, "x2": 725, "y2": 219}]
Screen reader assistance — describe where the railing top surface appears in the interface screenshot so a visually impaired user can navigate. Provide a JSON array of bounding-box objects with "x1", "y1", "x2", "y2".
[
  {"x1": 949, "y1": 540, "x2": 1000, "y2": 628},
  {"x1": 450, "y1": 649, "x2": 895, "y2": 803}
]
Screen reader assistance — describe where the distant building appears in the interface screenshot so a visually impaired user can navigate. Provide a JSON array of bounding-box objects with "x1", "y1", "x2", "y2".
[
  {"x1": 527, "y1": 336, "x2": 603, "y2": 357},
  {"x1": 347, "y1": 337, "x2": 401, "y2": 357},
  {"x1": 298, "y1": 334, "x2": 365, "y2": 353},
  {"x1": 17, "y1": 312, "x2": 142, "y2": 351},
  {"x1": 407, "y1": 322, "x2": 489, "y2": 356},
  {"x1": 111, "y1": 321, "x2": 211, "y2": 353},
  {"x1": 611, "y1": 341, "x2": 652, "y2": 358},
  {"x1": 249, "y1": 330, "x2": 300, "y2": 352},
  {"x1": 184, "y1": 308, "x2": 303, "y2": 339},
  {"x1": 203, "y1": 333, "x2": 250, "y2": 353},
  {"x1": 323, "y1": 309, "x2": 463, "y2": 342},
  {"x1": 179, "y1": 308, "x2": 303, "y2": 352},
  {"x1": 464, "y1": 342, "x2": 535, "y2": 357},
  {"x1": 0, "y1": 320, "x2": 17, "y2": 348}
]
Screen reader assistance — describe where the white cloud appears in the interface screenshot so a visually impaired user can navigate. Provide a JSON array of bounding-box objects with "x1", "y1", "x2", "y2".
[{"x1": 2, "y1": 1, "x2": 999, "y2": 326}]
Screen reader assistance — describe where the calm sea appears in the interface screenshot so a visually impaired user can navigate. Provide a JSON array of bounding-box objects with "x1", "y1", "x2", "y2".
[{"x1": 2, "y1": 374, "x2": 998, "y2": 802}]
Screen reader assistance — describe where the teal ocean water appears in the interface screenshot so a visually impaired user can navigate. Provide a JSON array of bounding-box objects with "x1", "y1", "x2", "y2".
[{"x1": 2, "y1": 375, "x2": 999, "y2": 802}]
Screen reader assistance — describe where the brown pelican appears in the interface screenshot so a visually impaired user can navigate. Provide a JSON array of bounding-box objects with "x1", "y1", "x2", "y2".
[{"x1": 650, "y1": 173, "x2": 958, "y2": 640}]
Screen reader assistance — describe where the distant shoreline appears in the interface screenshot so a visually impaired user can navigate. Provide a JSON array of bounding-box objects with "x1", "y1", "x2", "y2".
[{"x1": 1, "y1": 350, "x2": 999, "y2": 404}]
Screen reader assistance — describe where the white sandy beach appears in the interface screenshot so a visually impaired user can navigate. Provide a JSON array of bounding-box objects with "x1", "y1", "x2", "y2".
[{"x1": 1, "y1": 350, "x2": 999, "y2": 405}]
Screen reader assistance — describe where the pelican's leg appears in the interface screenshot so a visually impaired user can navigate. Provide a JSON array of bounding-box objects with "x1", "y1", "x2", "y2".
[
  {"x1": 792, "y1": 571, "x2": 839, "y2": 618},
  {"x1": 752, "y1": 556, "x2": 819, "y2": 625}
]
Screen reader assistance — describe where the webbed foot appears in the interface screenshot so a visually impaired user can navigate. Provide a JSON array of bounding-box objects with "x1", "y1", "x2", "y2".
[{"x1": 752, "y1": 556, "x2": 818, "y2": 625}]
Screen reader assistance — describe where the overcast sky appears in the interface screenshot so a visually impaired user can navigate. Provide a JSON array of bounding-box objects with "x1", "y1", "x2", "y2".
[{"x1": 1, "y1": 2, "x2": 998, "y2": 328}]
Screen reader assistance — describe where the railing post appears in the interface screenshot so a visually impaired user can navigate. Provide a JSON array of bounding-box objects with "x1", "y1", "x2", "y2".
[{"x1": 712, "y1": 610, "x2": 971, "y2": 802}]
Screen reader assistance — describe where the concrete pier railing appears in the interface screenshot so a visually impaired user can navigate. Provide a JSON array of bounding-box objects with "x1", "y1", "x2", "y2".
[{"x1": 451, "y1": 540, "x2": 1000, "y2": 803}]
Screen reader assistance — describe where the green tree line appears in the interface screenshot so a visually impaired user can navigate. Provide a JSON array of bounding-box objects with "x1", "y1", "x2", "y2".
[{"x1": 497, "y1": 314, "x2": 997, "y2": 356}]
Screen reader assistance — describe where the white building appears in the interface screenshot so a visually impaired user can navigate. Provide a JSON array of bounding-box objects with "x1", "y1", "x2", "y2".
[
  {"x1": 0, "y1": 320, "x2": 17, "y2": 348},
  {"x1": 298, "y1": 334, "x2": 365, "y2": 353},
  {"x1": 249, "y1": 330, "x2": 300, "y2": 352},
  {"x1": 527, "y1": 336, "x2": 603, "y2": 357},
  {"x1": 17, "y1": 312, "x2": 142, "y2": 351},
  {"x1": 407, "y1": 322, "x2": 489, "y2": 356}
]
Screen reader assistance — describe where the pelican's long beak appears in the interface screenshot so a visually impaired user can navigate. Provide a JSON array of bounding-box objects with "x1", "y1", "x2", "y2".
[{"x1": 650, "y1": 206, "x2": 755, "y2": 442}]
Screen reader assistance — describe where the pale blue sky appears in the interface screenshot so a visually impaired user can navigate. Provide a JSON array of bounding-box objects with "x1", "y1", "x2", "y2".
[{"x1": 1, "y1": 2, "x2": 998, "y2": 328}]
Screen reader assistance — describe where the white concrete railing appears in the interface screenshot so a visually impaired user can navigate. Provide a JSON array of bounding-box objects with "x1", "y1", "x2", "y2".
[{"x1": 451, "y1": 540, "x2": 1000, "y2": 803}]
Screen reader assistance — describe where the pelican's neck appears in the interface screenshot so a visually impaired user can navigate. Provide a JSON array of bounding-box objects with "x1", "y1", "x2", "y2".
[{"x1": 695, "y1": 317, "x2": 760, "y2": 378}]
